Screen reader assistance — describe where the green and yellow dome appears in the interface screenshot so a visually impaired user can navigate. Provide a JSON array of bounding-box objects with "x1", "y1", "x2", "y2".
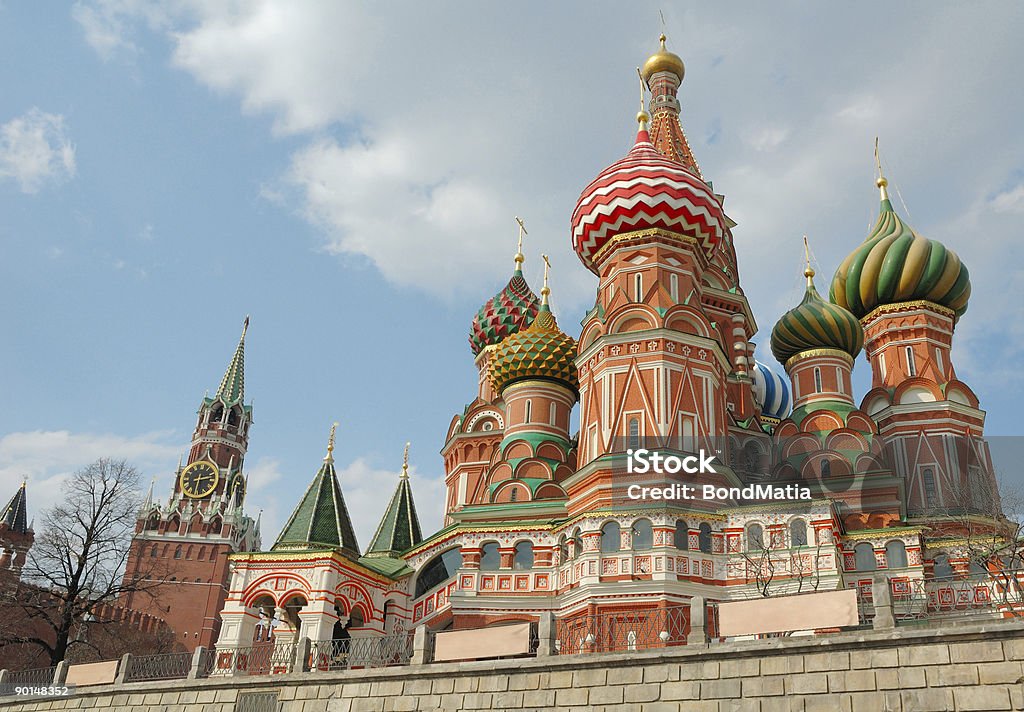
[
  {"x1": 489, "y1": 263, "x2": 578, "y2": 394},
  {"x1": 830, "y1": 177, "x2": 971, "y2": 319},
  {"x1": 771, "y1": 266, "x2": 864, "y2": 369}
]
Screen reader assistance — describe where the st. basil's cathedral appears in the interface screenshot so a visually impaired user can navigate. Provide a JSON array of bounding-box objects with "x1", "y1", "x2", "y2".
[{"x1": 4, "y1": 34, "x2": 1003, "y2": 652}]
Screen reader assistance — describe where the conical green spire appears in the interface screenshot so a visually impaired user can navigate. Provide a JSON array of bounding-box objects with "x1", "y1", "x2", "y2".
[
  {"x1": 365, "y1": 443, "x2": 423, "y2": 558},
  {"x1": 216, "y1": 316, "x2": 248, "y2": 404},
  {"x1": 1, "y1": 481, "x2": 28, "y2": 534},
  {"x1": 273, "y1": 424, "x2": 360, "y2": 556}
]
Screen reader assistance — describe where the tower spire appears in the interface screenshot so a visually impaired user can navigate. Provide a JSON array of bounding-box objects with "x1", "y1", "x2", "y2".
[
  {"x1": 1, "y1": 480, "x2": 29, "y2": 534},
  {"x1": 874, "y1": 137, "x2": 890, "y2": 204},
  {"x1": 365, "y1": 441, "x2": 423, "y2": 558},
  {"x1": 216, "y1": 316, "x2": 248, "y2": 404},
  {"x1": 401, "y1": 441, "x2": 410, "y2": 479},
  {"x1": 636, "y1": 67, "x2": 650, "y2": 133},
  {"x1": 641, "y1": 34, "x2": 702, "y2": 177},
  {"x1": 325, "y1": 422, "x2": 338, "y2": 462}
]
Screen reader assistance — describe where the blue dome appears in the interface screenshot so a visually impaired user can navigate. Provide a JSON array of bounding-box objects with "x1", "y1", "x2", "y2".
[{"x1": 752, "y1": 361, "x2": 792, "y2": 420}]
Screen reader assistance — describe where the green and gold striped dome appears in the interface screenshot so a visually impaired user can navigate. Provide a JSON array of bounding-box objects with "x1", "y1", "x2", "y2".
[
  {"x1": 771, "y1": 268, "x2": 864, "y2": 369},
  {"x1": 830, "y1": 178, "x2": 971, "y2": 319},
  {"x1": 489, "y1": 305, "x2": 578, "y2": 394}
]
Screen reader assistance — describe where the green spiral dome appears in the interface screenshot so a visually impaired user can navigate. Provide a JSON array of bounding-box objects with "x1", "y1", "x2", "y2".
[
  {"x1": 830, "y1": 182, "x2": 971, "y2": 319},
  {"x1": 771, "y1": 273, "x2": 864, "y2": 368},
  {"x1": 489, "y1": 305, "x2": 579, "y2": 394}
]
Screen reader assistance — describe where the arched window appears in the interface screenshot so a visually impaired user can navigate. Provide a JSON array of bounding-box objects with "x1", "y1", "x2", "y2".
[
  {"x1": 198, "y1": 546, "x2": 206, "y2": 561},
  {"x1": 572, "y1": 527, "x2": 583, "y2": 559},
  {"x1": 628, "y1": 418, "x2": 640, "y2": 450},
  {"x1": 933, "y1": 554, "x2": 953, "y2": 581},
  {"x1": 632, "y1": 519, "x2": 653, "y2": 550},
  {"x1": 174, "y1": 545, "x2": 183, "y2": 560},
  {"x1": 480, "y1": 542, "x2": 500, "y2": 571},
  {"x1": 670, "y1": 273, "x2": 679, "y2": 302},
  {"x1": 414, "y1": 547, "x2": 463, "y2": 599},
  {"x1": 209, "y1": 518, "x2": 222, "y2": 534},
  {"x1": 698, "y1": 523, "x2": 712, "y2": 553},
  {"x1": 790, "y1": 519, "x2": 808, "y2": 547},
  {"x1": 146, "y1": 514, "x2": 159, "y2": 531},
  {"x1": 747, "y1": 524, "x2": 764, "y2": 551},
  {"x1": 922, "y1": 468, "x2": 938, "y2": 509},
  {"x1": 854, "y1": 543, "x2": 876, "y2": 571},
  {"x1": 634, "y1": 273, "x2": 643, "y2": 301},
  {"x1": 509, "y1": 487, "x2": 518, "y2": 502},
  {"x1": 513, "y1": 541, "x2": 534, "y2": 570},
  {"x1": 601, "y1": 522, "x2": 621, "y2": 553},
  {"x1": 813, "y1": 367, "x2": 822, "y2": 393},
  {"x1": 558, "y1": 535, "x2": 568, "y2": 564},
  {"x1": 150, "y1": 545, "x2": 158, "y2": 558},
  {"x1": 524, "y1": 400, "x2": 532, "y2": 423},
  {"x1": 886, "y1": 540, "x2": 908, "y2": 569},
  {"x1": 674, "y1": 519, "x2": 688, "y2": 550},
  {"x1": 905, "y1": 346, "x2": 917, "y2": 377},
  {"x1": 821, "y1": 459, "x2": 832, "y2": 477}
]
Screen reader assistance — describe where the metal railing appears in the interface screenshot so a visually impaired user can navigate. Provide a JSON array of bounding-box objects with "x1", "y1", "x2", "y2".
[
  {"x1": 124, "y1": 651, "x2": 193, "y2": 682},
  {"x1": 555, "y1": 604, "x2": 689, "y2": 654},
  {"x1": 4, "y1": 666, "x2": 56, "y2": 688},
  {"x1": 893, "y1": 571, "x2": 1024, "y2": 622},
  {"x1": 203, "y1": 642, "x2": 295, "y2": 677},
  {"x1": 309, "y1": 633, "x2": 414, "y2": 671}
]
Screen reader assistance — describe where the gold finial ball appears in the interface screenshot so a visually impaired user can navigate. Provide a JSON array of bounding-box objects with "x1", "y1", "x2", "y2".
[
  {"x1": 876, "y1": 176, "x2": 888, "y2": 188},
  {"x1": 636, "y1": 110, "x2": 650, "y2": 124},
  {"x1": 514, "y1": 252, "x2": 525, "y2": 264},
  {"x1": 804, "y1": 266, "x2": 816, "y2": 278},
  {"x1": 642, "y1": 34, "x2": 685, "y2": 83}
]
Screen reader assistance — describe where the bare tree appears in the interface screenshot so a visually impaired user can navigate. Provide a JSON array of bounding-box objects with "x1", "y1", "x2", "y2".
[{"x1": 0, "y1": 459, "x2": 172, "y2": 664}]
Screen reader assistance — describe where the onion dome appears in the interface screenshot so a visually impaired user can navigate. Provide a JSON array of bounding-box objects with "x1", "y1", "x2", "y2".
[
  {"x1": 830, "y1": 176, "x2": 971, "y2": 319},
  {"x1": 571, "y1": 108, "x2": 727, "y2": 275},
  {"x1": 751, "y1": 361, "x2": 792, "y2": 420},
  {"x1": 489, "y1": 256, "x2": 578, "y2": 394},
  {"x1": 469, "y1": 253, "x2": 541, "y2": 356},
  {"x1": 771, "y1": 262, "x2": 864, "y2": 369},
  {"x1": 641, "y1": 33, "x2": 685, "y2": 82}
]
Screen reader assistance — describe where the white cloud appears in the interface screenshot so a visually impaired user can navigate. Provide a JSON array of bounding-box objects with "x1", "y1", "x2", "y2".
[
  {"x1": 743, "y1": 126, "x2": 790, "y2": 152},
  {"x1": 0, "y1": 429, "x2": 183, "y2": 527},
  {"x1": 990, "y1": 184, "x2": 1024, "y2": 214},
  {"x1": 0, "y1": 109, "x2": 76, "y2": 193},
  {"x1": 71, "y1": 0, "x2": 170, "y2": 61}
]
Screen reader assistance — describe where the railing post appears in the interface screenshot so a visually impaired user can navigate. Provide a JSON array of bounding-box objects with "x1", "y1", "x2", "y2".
[
  {"x1": 113, "y1": 653, "x2": 132, "y2": 685},
  {"x1": 689, "y1": 596, "x2": 708, "y2": 645},
  {"x1": 872, "y1": 575, "x2": 896, "y2": 629},
  {"x1": 410, "y1": 625, "x2": 429, "y2": 665},
  {"x1": 293, "y1": 638, "x2": 311, "y2": 673},
  {"x1": 188, "y1": 647, "x2": 207, "y2": 680},
  {"x1": 53, "y1": 661, "x2": 69, "y2": 685},
  {"x1": 536, "y1": 612, "x2": 556, "y2": 656}
]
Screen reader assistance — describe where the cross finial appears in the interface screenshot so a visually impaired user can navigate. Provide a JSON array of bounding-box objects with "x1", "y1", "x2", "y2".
[
  {"x1": 541, "y1": 254, "x2": 551, "y2": 305},
  {"x1": 514, "y1": 216, "x2": 527, "y2": 270},
  {"x1": 325, "y1": 422, "x2": 338, "y2": 461},
  {"x1": 803, "y1": 235, "x2": 815, "y2": 287},
  {"x1": 874, "y1": 137, "x2": 889, "y2": 200},
  {"x1": 636, "y1": 67, "x2": 649, "y2": 129},
  {"x1": 401, "y1": 442, "x2": 410, "y2": 479}
]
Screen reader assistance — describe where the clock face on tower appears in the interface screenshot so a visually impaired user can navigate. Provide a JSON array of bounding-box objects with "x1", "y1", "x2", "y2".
[{"x1": 179, "y1": 460, "x2": 220, "y2": 499}]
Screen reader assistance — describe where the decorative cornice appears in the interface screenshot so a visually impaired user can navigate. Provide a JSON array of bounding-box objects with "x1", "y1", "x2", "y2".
[
  {"x1": 591, "y1": 227, "x2": 699, "y2": 267},
  {"x1": 861, "y1": 300, "x2": 955, "y2": 325},
  {"x1": 784, "y1": 347, "x2": 854, "y2": 372}
]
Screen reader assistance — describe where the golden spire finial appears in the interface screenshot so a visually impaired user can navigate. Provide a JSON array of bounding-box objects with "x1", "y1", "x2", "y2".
[
  {"x1": 803, "y1": 235, "x2": 816, "y2": 287},
  {"x1": 241, "y1": 314, "x2": 250, "y2": 339},
  {"x1": 401, "y1": 442, "x2": 410, "y2": 479},
  {"x1": 636, "y1": 67, "x2": 650, "y2": 129},
  {"x1": 541, "y1": 254, "x2": 551, "y2": 305},
  {"x1": 874, "y1": 137, "x2": 889, "y2": 200},
  {"x1": 514, "y1": 216, "x2": 527, "y2": 270},
  {"x1": 325, "y1": 422, "x2": 338, "y2": 461},
  {"x1": 660, "y1": 32, "x2": 667, "y2": 49}
]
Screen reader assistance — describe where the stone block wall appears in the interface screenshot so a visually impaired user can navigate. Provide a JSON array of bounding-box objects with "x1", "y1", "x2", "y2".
[{"x1": 2, "y1": 620, "x2": 1024, "y2": 711}]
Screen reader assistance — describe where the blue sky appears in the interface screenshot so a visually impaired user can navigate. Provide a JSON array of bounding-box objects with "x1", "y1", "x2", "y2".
[{"x1": 2, "y1": 2, "x2": 1022, "y2": 545}]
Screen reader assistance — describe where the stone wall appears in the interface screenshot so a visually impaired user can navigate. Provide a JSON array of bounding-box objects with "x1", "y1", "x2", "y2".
[{"x1": 3, "y1": 620, "x2": 1024, "y2": 711}]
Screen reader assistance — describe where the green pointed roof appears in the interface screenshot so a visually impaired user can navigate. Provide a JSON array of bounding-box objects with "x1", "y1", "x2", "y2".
[
  {"x1": 1, "y1": 482, "x2": 28, "y2": 534},
  {"x1": 273, "y1": 426, "x2": 359, "y2": 555},
  {"x1": 216, "y1": 316, "x2": 248, "y2": 405},
  {"x1": 365, "y1": 448, "x2": 423, "y2": 558}
]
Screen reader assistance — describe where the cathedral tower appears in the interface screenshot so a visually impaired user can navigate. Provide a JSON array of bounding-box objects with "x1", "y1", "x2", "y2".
[
  {"x1": 122, "y1": 318, "x2": 261, "y2": 651},
  {"x1": 0, "y1": 482, "x2": 33, "y2": 581}
]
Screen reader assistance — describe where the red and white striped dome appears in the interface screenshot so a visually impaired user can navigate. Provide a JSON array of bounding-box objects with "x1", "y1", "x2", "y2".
[{"x1": 571, "y1": 129, "x2": 727, "y2": 274}]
